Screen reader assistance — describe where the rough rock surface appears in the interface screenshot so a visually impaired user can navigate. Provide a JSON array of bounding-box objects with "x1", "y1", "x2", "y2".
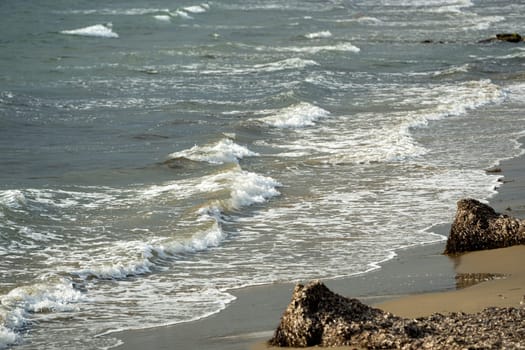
[
  {"x1": 479, "y1": 33, "x2": 525, "y2": 43},
  {"x1": 444, "y1": 198, "x2": 525, "y2": 254},
  {"x1": 269, "y1": 281, "x2": 525, "y2": 349},
  {"x1": 496, "y1": 33, "x2": 523, "y2": 42}
]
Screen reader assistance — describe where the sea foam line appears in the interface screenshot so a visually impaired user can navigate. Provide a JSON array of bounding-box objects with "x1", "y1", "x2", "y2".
[
  {"x1": 63, "y1": 166, "x2": 280, "y2": 281},
  {"x1": 258, "y1": 42, "x2": 360, "y2": 54},
  {"x1": 167, "y1": 138, "x2": 258, "y2": 164},
  {"x1": 180, "y1": 57, "x2": 318, "y2": 75},
  {"x1": 259, "y1": 102, "x2": 330, "y2": 129},
  {"x1": 0, "y1": 276, "x2": 85, "y2": 349},
  {"x1": 0, "y1": 164, "x2": 282, "y2": 347},
  {"x1": 171, "y1": 3, "x2": 210, "y2": 19},
  {"x1": 60, "y1": 23, "x2": 119, "y2": 38},
  {"x1": 304, "y1": 31, "x2": 332, "y2": 39},
  {"x1": 269, "y1": 80, "x2": 504, "y2": 165}
]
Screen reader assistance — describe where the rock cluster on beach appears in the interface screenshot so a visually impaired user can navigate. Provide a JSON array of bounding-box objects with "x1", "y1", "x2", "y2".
[
  {"x1": 269, "y1": 280, "x2": 525, "y2": 349},
  {"x1": 269, "y1": 199, "x2": 525, "y2": 348},
  {"x1": 444, "y1": 198, "x2": 525, "y2": 254}
]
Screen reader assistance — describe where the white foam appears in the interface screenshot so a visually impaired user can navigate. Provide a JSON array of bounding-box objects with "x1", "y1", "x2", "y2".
[
  {"x1": 60, "y1": 23, "x2": 119, "y2": 38},
  {"x1": 73, "y1": 242, "x2": 156, "y2": 280},
  {"x1": 229, "y1": 171, "x2": 281, "y2": 210},
  {"x1": 65, "y1": 167, "x2": 280, "y2": 283},
  {"x1": 304, "y1": 31, "x2": 332, "y2": 39},
  {"x1": 0, "y1": 190, "x2": 26, "y2": 209},
  {"x1": 185, "y1": 222, "x2": 226, "y2": 250},
  {"x1": 460, "y1": 14, "x2": 505, "y2": 31},
  {"x1": 56, "y1": 8, "x2": 171, "y2": 16},
  {"x1": 69, "y1": 220, "x2": 227, "y2": 283},
  {"x1": 380, "y1": 0, "x2": 473, "y2": 8},
  {"x1": 198, "y1": 168, "x2": 282, "y2": 211},
  {"x1": 263, "y1": 42, "x2": 360, "y2": 54},
  {"x1": 356, "y1": 16, "x2": 383, "y2": 25},
  {"x1": 272, "y1": 121, "x2": 425, "y2": 164},
  {"x1": 260, "y1": 102, "x2": 330, "y2": 128},
  {"x1": 184, "y1": 4, "x2": 209, "y2": 14},
  {"x1": 1, "y1": 279, "x2": 84, "y2": 313},
  {"x1": 182, "y1": 58, "x2": 318, "y2": 75},
  {"x1": 505, "y1": 83, "x2": 525, "y2": 102},
  {"x1": 433, "y1": 63, "x2": 470, "y2": 77},
  {"x1": 1, "y1": 188, "x2": 118, "y2": 214},
  {"x1": 271, "y1": 80, "x2": 504, "y2": 164},
  {"x1": 331, "y1": 16, "x2": 383, "y2": 25},
  {"x1": 0, "y1": 326, "x2": 17, "y2": 350},
  {"x1": 172, "y1": 9, "x2": 194, "y2": 19},
  {"x1": 0, "y1": 277, "x2": 85, "y2": 347},
  {"x1": 486, "y1": 49, "x2": 525, "y2": 61},
  {"x1": 121, "y1": 8, "x2": 170, "y2": 16},
  {"x1": 140, "y1": 182, "x2": 185, "y2": 199},
  {"x1": 167, "y1": 139, "x2": 258, "y2": 164},
  {"x1": 253, "y1": 58, "x2": 319, "y2": 72},
  {"x1": 407, "y1": 79, "x2": 504, "y2": 126},
  {"x1": 153, "y1": 15, "x2": 171, "y2": 22}
]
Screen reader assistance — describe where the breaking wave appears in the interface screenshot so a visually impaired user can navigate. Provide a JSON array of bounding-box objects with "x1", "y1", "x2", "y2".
[
  {"x1": 167, "y1": 139, "x2": 258, "y2": 164},
  {"x1": 259, "y1": 102, "x2": 331, "y2": 128},
  {"x1": 304, "y1": 31, "x2": 332, "y2": 39},
  {"x1": 263, "y1": 42, "x2": 361, "y2": 54},
  {"x1": 60, "y1": 23, "x2": 119, "y2": 38}
]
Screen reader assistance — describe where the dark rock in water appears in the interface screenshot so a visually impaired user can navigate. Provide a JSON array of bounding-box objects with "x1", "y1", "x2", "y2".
[
  {"x1": 479, "y1": 33, "x2": 524, "y2": 43},
  {"x1": 496, "y1": 33, "x2": 523, "y2": 42},
  {"x1": 421, "y1": 39, "x2": 445, "y2": 44},
  {"x1": 269, "y1": 280, "x2": 525, "y2": 349},
  {"x1": 444, "y1": 199, "x2": 525, "y2": 255},
  {"x1": 485, "y1": 166, "x2": 502, "y2": 173}
]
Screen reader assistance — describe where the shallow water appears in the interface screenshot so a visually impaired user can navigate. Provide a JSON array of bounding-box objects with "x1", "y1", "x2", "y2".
[{"x1": 1, "y1": 1, "x2": 525, "y2": 349}]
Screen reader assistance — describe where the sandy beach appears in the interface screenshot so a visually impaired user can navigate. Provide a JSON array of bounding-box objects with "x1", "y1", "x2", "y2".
[
  {"x1": 378, "y1": 245, "x2": 525, "y2": 318},
  {"x1": 113, "y1": 138, "x2": 524, "y2": 350}
]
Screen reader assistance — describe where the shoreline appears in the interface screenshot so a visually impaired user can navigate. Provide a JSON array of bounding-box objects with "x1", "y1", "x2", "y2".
[
  {"x1": 113, "y1": 241, "x2": 456, "y2": 350},
  {"x1": 112, "y1": 138, "x2": 524, "y2": 350}
]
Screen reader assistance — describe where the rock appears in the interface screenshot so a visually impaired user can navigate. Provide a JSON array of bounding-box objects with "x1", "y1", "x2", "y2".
[
  {"x1": 444, "y1": 199, "x2": 525, "y2": 254},
  {"x1": 268, "y1": 280, "x2": 429, "y2": 348},
  {"x1": 485, "y1": 166, "x2": 502, "y2": 173},
  {"x1": 479, "y1": 33, "x2": 524, "y2": 43},
  {"x1": 421, "y1": 39, "x2": 445, "y2": 44},
  {"x1": 496, "y1": 33, "x2": 523, "y2": 42},
  {"x1": 269, "y1": 281, "x2": 525, "y2": 349}
]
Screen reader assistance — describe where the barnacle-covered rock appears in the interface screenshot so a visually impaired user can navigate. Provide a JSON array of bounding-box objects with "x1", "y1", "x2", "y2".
[
  {"x1": 269, "y1": 281, "x2": 525, "y2": 349},
  {"x1": 444, "y1": 199, "x2": 525, "y2": 254}
]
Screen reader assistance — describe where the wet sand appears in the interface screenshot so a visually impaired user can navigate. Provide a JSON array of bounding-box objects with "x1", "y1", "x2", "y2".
[
  {"x1": 113, "y1": 241, "x2": 456, "y2": 350},
  {"x1": 378, "y1": 245, "x2": 525, "y2": 318},
  {"x1": 113, "y1": 138, "x2": 524, "y2": 350}
]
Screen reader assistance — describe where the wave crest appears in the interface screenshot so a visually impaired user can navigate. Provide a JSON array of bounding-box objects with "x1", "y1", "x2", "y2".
[
  {"x1": 260, "y1": 102, "x2": 330, "y2": 128},
  {"x1": 167, "y1": 139, "x2": 258, "y2": 164},
  {"x1": 60, "y1": 23, "x2": 119, "y2": 38},
  {"x1": 304, "y1": 31, "x2": 332, "y2": 39}
]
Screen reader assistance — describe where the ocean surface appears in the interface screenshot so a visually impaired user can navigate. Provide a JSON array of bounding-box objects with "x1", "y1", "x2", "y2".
[{"x1": 1, "y1": 0, "x2": 525, "y2": 349}]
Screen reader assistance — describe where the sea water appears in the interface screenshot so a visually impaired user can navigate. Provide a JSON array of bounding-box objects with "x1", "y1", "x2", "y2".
[{"x1": 1, "y1": 0, "x2": 525, "y2": 349}]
